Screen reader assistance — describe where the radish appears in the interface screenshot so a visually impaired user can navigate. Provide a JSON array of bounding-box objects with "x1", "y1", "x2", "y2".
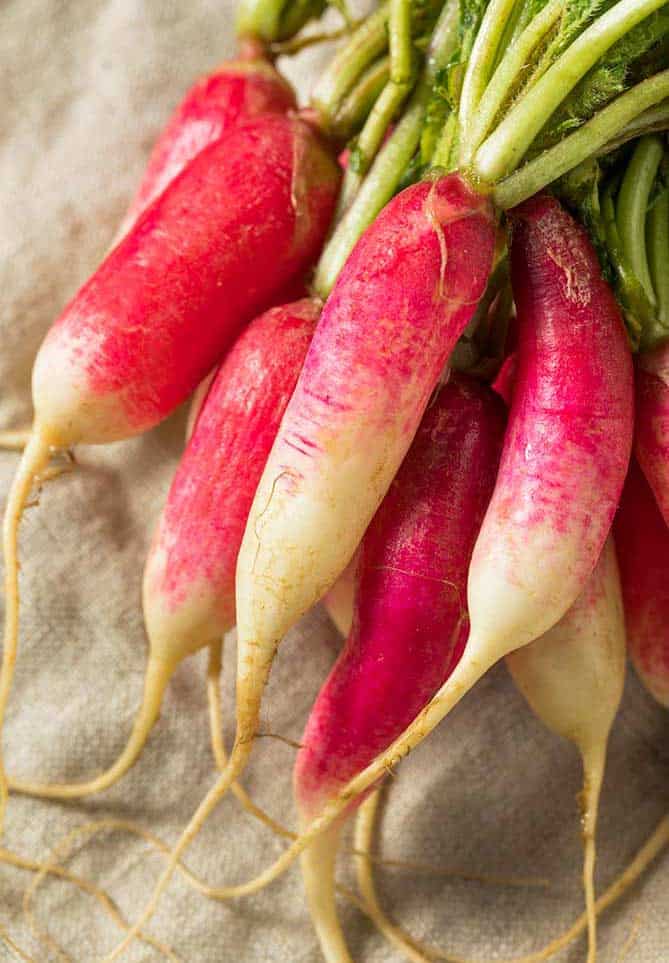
[
  {"x1": 506, "y1": 537, "x2": 626, "y2": 963},
  {"x1": 7, "y1": 298, "x2": 321, "y2": 801},
  {"x1": 116, "y1": 57, "x2": 296, "y2": 239},
  {"x1": 635, "y1": 342, "x2": 669, "y2": 527},
  {"x1": 293, "y1": 374, "x2": 505, "y2": 961},
  {"x1": 615, "y1": 458, "x2": 669, "y2": 708}
]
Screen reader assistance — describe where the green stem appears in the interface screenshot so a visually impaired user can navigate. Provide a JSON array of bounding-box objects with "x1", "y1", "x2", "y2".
[
  {"x1": 389, "y1": 0, "x2": 413, "y2": 84},
  {"x1": 311, "y1": 4, "x2": 390, "y2": 129},
  {"x1": 647, "y1": 188, "x2": 669, "y2": 340},
  {"x1": 465, "y1": 0, "x2": 565, "y2": 166},
  {"x1": 617, "y1": 135, "x2": 664, "y2": 305},
  {"x1": 337, "y1": 75, "x2": 414, "y2": 215},
  {"x1": 237, "y1": 0, "x2": 285, "y2": 42},
  {"x1": 597, "y1": 99, "x2": 669, "y2": 155},
  {"x1": 331, "y1": 57, "x2": 390, "y2": 140},
  {"x1": 458, "y1": 0, "x2": 519, "y2": 155},
  {"x1": 278, "y1": 0, "x2": 327, "y2": 40},
  {"x1": 493, "y1": 70, "x2": 669, "y2": 209},
  {"x1": 313, "y1": 0, "x2": 461, "y2": 297},
  {"x1": 475, "y1": 0, "x2": 668, "y2": 184}
]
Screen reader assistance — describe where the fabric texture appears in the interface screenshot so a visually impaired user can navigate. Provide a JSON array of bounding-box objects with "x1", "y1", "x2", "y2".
[{"x1": 0, "y1": 2, "x2": 667, "y2": 960}]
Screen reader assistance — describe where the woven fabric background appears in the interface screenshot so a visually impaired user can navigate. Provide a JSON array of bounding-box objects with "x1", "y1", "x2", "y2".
[{"x1": 0, "y1": 2, "x2": 667, "y2": 960}]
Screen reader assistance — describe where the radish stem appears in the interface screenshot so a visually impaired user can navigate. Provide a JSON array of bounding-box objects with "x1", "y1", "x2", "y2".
[
  {"x1": 474, "y1": 0, "x2": 669, "y2": 184},
  {"x1": 312, "y1": 4, "x2": 390, "y2": 127},
  {"x1": 616, "y1": 135, "x2": 664, "y2": 304},
  {"x1": 648, "y1": 189, "x2": 669, "y2": 328},
  {"x1": 389, "y1": 0, "x2": 412, "y2": 84},
  {"x1": 332, "y1": 56, "x2": 390, "y2": 140},
  {"x1": 465, "y1": 0, "x2": 565, "y2": 164},
  {"x1": 458, "y1": 0, "x2": 519, "y2": 156},
  {"x1": 493, "y1": 70, "x2": 669, "y2": 209}
]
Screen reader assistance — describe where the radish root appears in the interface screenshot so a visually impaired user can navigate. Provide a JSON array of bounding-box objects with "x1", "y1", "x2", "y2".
[
  {"x1": 353, "y1": 792, "x2": 669, "y2": 963},
  {"x1": 0, "y1": 429, "x2": 34, "y2": 452},
  {"x1": 0, "y1": 845, "x2": 175, "y2": 960},
  {"x1": 0, "y1": 431, "x2": 51, "y2": 835},
  {"x1": 206, "y1": 640, "x2": 295, "y2": 841}
]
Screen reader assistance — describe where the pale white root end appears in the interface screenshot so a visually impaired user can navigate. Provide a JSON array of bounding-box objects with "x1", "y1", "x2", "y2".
[{"x1": 300, "y1": 821, "x2": 353, "y2": 963}]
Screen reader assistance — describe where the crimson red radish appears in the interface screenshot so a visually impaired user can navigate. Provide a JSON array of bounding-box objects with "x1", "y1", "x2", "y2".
[
  {"x1": 117, "y1": 58, "x2": 295, "y2": 239},
  {"x1": 615, "y1": 458, "x2": 669, "y2": 708},
  {"x1": 506, "y1": 537, "x2": 626, "y2": 963},
  {"x1": 634, "y1": 342, "x2": 669, "y2": 527},
  {"x1": 294, "y1": 374, "x2": 505, "y2": 961},
  {"x1": 8, "y1": 298, "x2": 321, "y2": 802}
]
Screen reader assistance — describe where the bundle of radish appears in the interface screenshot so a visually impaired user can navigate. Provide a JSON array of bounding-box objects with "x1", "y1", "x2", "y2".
[
  {"x1": 100, "y1": 5, "x2": 669, "y2": 955},
  {"x1": 615, "y1": 459, "x2": 669, "y2": 708},
  {"x1": 0, "y1": 101, "x2": 340, "y2": 832},
  {"x1": 7, "y1": 298, "x2": 320, "y2": 805}
]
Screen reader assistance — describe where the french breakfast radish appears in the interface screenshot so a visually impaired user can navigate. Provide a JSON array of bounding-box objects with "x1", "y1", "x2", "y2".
[
  {"x1": 506, "y1": 537, "x2": 626, "y2": 963},
  {"x1": 615, "y1": 458, "x2": 669, "y2": 708},
  {"x1": 294, "y1": 374, "x2": 505, "y2": 962},
  {"x1": 8, "y1": 298, "x2": 321, "y2": 801},
  {"x1": 117, "y1": 57, "x2": 295, "y2": 238},
  {"x1": 635, "y1": 342, "x2": 669, "y2": 527}
]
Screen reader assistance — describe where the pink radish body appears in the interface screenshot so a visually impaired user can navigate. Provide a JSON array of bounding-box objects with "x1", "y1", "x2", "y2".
[
  {"x1": 506, "y1": 537, "x2": 626, "y2": 963},
  {"x1": 118, "y1": 59, "x2": 296, "y2": 238},
  {"x1": 465, "y1": 195, "x2": 633, "y2": 664},
  {"x1": 235, "y1": 173, "x2": 495, "y2": 748},
  {"x1": 32, "y1": 113, "x2": 339, "y2": 449},
  {"x1": 634, "y1": 342, "x2": 669, "y2": 526},
  {"x1": 615, "y1": 459, "x2": 669, "y2": 708},
  {"x1": 294, "y1": 375, "x2": 505, "y2": 961},
  {"x1": 9, "y1": 299, "x2": 320, "y2": 800},
  {"x1": 491, "y1": 350, "x2": 518, "y2": 406}
]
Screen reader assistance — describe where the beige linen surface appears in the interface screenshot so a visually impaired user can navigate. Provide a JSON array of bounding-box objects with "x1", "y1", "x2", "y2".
[{"x1": 0, "y1": 2, "x2": 667, "y2": 961}]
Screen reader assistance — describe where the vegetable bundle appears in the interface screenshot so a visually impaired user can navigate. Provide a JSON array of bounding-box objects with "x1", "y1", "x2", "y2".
[{"x1": 2, "y1": 1, "x2": 669, "y2": 960}]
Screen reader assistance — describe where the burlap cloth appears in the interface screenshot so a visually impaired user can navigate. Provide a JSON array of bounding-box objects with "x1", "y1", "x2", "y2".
[{"x1": 0, "y1": 2, "x2": 667, "y2": 960}]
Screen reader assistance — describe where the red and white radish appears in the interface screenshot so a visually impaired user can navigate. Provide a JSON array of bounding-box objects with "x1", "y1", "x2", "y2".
[
  {"x1": 634, "y1": 341, "x2": 669, "y2": 528},
  {"x1": 506, "y1": 537, "x2": 626, "y2": 963},
  {"x1": 615, "y1": 458, "x2": 669, "y2": 708},
  {"x1": 117, "y1": 57, "x2": 295, "y2": 239},
  {"x1": 8, "y1": 298, "x2": 321, "y2": 801},
  {"x1": 294, "y1": 374, "x2": 505, "y2": 961}
]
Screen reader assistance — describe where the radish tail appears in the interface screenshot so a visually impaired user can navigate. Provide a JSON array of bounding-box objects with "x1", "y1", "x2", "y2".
[
  {"x1": 0, "y1": 430, "x2": 33, "y2": 452},
  {"x1": 102, "y1": 742, "x2": 254, "y2": 961},
  {"x1": 300, "y1": 824, "x2": 352, "y2": 963},
  {"x1": 0, "y1": 431, "x2": 51, "y2": 833},
  {"x1": 205, "y1": 641, "x2": 294, "y2": 841},
  {"x1": 580, "y1": 742, "x2": 606, "y2": 963},
  {"x1": 0, "y1": 845, "x2": 177, "y2": 960},
  {"x1": 9, "y1": 655, "x2": 174, "y2": 800},
  {"x1": 354, "y1": 795, "x2": 669, "y2": 963}
]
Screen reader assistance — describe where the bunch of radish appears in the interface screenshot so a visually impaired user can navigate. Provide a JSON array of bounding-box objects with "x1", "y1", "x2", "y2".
[{"x1": 2, "y1": 0, "x2": 669, "y2": 960}]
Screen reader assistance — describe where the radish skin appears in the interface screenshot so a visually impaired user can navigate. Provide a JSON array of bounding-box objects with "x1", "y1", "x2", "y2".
[
  {"x1": 117, "y1": 59, "x2": 296, "y2": 239},
  {"x1": 294, "y1": 375, "x2": 505, "y2": 961},
  {"x1": 322, "y1": 557, "x2": 356, "y2": 637},
  {"x1": 615, "y1": 459, "x2": 669, "y2": 708},
  {"x1": 8, "y1": 299, "x2": 320, "y2": 801},
  {"x1": 634, "y1": 341, "x2": 669, "y2": 527},
  {"x1": 506, "y1": 537, "x2": 626, "y2": 963}
]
